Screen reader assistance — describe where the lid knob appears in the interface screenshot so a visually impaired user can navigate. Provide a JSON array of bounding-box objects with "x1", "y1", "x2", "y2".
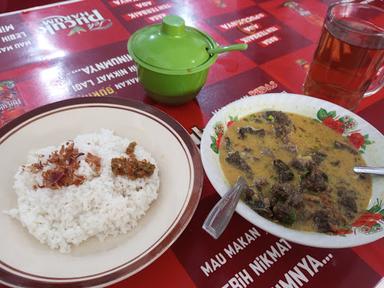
[{"x1": 161, "y1": 15, "x2": 185, "y2": 36}]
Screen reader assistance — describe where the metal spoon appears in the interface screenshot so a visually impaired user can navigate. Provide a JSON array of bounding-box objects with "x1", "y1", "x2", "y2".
[
  {"x1": 202, "y1": 176, "x2": 248, "y2": 239},
  {"x1": 354, "y1": 166, "x2": 384, "y2": 175}
]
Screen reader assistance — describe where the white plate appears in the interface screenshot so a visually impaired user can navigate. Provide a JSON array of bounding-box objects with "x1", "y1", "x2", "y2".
[
  {"x1": 201, "y1": 93, "x2": 384, "y2": 248},
  {"x1": 0, "y1": 97, "x2": 203, "y2": 287}
]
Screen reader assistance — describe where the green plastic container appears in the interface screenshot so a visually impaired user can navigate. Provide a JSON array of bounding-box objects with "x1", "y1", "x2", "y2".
[{"x1": 128, "y1": 15, "x2": 247, "y2": 105}]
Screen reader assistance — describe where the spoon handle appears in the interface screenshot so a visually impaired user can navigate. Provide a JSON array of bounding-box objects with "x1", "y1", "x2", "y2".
[
  {"x1": 202, "y1": 177, "x2": 248, "y2": 239},
  {"x1": 354, "y1": 166, "x2": 384, "y2": 175},
  {"x1": 207, "y1": 44, "x2": 248, "y2": 55}
]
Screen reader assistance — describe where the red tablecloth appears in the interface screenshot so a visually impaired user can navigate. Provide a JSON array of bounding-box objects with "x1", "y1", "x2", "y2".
[{"x1": 0, "y1": 0, "x2": 383, "y2": 287}]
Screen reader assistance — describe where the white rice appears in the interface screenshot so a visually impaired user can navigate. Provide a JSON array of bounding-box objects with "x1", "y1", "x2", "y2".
[{"x1": 5, "y1": 129, "x2": 160, "y2": 253}]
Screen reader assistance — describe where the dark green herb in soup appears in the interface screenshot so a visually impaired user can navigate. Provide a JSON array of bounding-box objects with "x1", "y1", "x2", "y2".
[{"x1": 219, "y1": 111, "x2": 371, "y2": 233}]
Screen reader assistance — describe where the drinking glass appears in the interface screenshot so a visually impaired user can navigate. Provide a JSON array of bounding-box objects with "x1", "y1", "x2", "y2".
[{"x1": 303, "y1": 2, "x2": 384, "y2": 110}]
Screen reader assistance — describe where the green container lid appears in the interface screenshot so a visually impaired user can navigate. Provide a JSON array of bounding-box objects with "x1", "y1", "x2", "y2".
[{"x1": 128, "y1": 15, "x2": 217, "y2": 74}]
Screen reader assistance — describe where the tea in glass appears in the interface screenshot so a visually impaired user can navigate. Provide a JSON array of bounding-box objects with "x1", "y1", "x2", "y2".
[{"x1": 303, "y1": 3, "x2": 384, "y2": 110}]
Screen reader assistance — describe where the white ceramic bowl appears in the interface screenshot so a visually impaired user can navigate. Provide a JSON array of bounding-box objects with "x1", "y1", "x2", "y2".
[{"x1": 201, "y1": 93, "x2": 384, "y2": 248}]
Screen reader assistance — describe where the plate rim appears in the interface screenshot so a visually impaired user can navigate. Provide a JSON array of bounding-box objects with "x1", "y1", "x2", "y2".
[
  {"x1": 0, "y1": 96, "x2": 204, "y2": 287},
  {"x1": 200, "y1": 92, "x2": 384, "y2": 249}
]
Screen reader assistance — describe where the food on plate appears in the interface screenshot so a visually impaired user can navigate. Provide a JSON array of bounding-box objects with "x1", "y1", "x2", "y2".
[
  {"x1": 5, "y1": 129, "x2": 159, "y2": 253},
  {"x1": 111, "y1": 142, "x2": 156, "y2": 179},
  {"x1": 219, "y1": 111, "x2": 371, "y2": 233}
]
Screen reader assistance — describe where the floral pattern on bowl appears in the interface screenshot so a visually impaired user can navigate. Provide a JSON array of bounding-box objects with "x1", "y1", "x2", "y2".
[
  {"x1": 316, "y1": 108, "x2": 374, "y2": 153},
  {"x1": 336, "y1": 200, "x2": 384, "y2": 235}
]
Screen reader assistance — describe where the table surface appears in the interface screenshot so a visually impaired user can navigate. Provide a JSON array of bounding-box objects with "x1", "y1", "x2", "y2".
[{"x1": 0, "y1": 0, "x2": 383, "y2": 287}]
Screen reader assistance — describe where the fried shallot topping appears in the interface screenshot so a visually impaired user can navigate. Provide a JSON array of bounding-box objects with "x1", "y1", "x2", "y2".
[
  {"x1": 126, "y1": 142, "x2": 137, "y2": 156},
  {"x1": 33, "y1": 142, "x2": 86, "y2": 190},
  {"x1": 85, "y1": 152, "x2": 101, "y2": 175},
  {"x1": 111, "y1": 142, "x2": 155, "y2": 180},
  {"x1": 29, "y1": 162, "x2": 44, "y2": 173},
  {"x1": 111, "y1": 157, "x2": 155, "y2": 179}
]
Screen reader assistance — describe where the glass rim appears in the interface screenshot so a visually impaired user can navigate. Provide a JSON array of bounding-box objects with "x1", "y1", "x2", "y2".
[{"x1": 327, "y1": 1, "x2": 384, "y2": 37}]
